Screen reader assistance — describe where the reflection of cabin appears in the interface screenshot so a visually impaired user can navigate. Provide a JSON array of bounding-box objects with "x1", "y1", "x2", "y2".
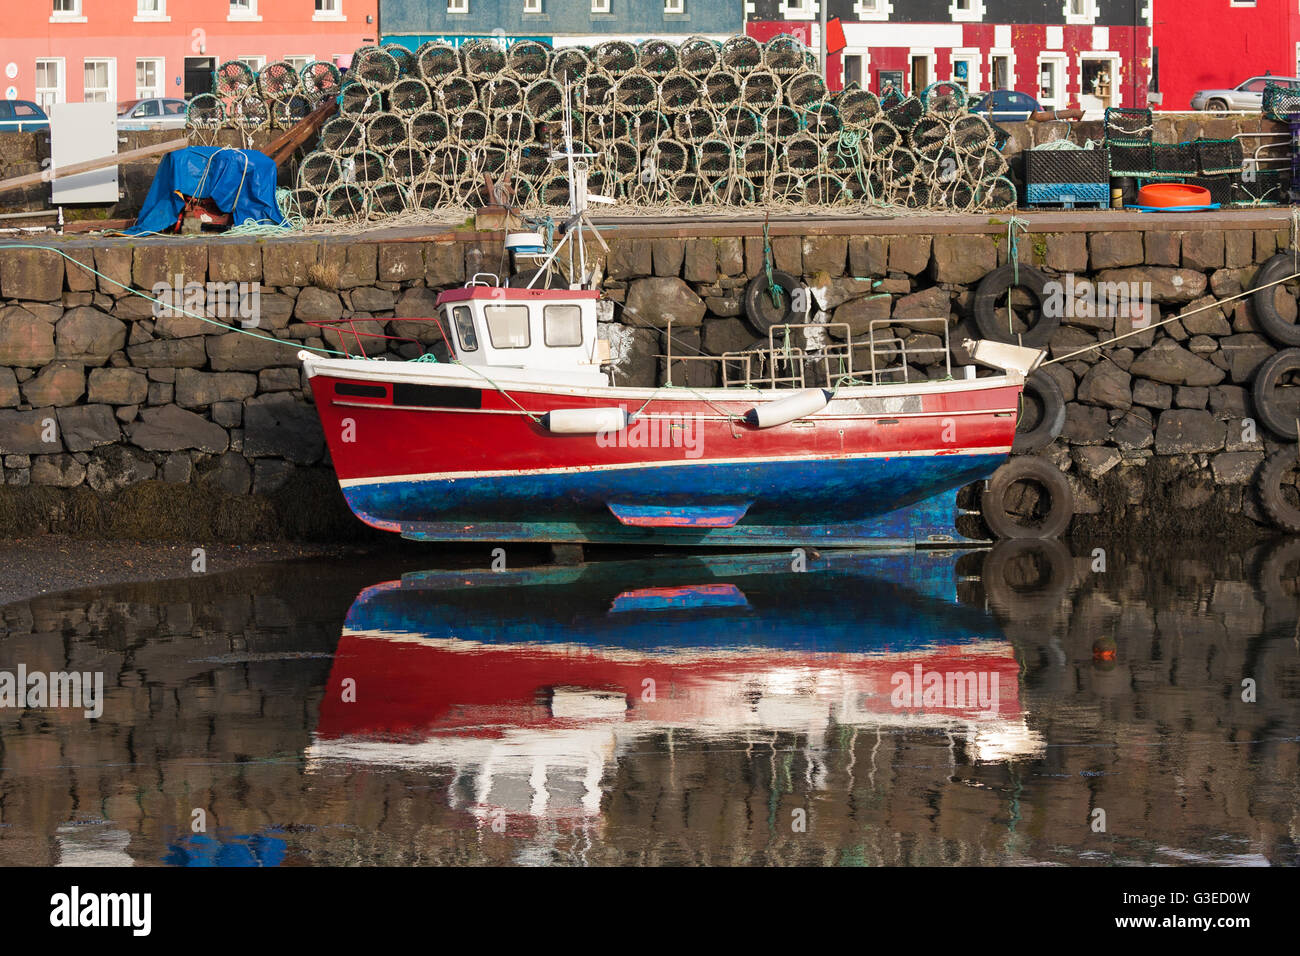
[{"x1": 745, "y1": 0, "x2": 1150, "y2": 110}]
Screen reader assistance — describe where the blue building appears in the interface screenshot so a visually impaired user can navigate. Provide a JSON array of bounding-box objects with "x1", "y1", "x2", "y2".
[{"x1": 379, "y1": 0, "x2": 742, "y2": 49}]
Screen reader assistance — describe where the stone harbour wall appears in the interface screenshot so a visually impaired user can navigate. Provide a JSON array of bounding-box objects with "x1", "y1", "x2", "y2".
[{"x1": 0, "y1": 217, "x2": 1294, "y2": 541}]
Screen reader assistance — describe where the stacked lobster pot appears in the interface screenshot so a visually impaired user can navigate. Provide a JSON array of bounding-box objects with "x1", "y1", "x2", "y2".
[
  {"x1": 1104, "y1": 106, "x2": 1249, "y2": 206},
  {"x1": 185, "y1": 59, "x2": 344, "y2": 138},
  {"x1": 284, "y1": 35, "x2": 1018, "y2": 222}
]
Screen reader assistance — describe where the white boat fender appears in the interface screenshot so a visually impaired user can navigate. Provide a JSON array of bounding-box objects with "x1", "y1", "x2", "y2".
[
  {"x1": 542, "y1": 406, "x2": 631, "y2": 434},
  {"x1": 744, "y1": 388, "x2": 831, "y2": 429}
]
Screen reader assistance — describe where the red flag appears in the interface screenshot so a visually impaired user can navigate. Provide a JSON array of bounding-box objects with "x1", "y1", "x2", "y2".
[{"x1": 826, "y1": 17, "x2": 847, "y2": 55}]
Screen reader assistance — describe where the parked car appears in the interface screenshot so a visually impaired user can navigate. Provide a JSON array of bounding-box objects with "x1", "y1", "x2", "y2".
[
  {"x1": 968, "y1": 89, "x2": 1042, "y2": 122},
  {"x1": 1190, "y1": 76, "x2": 1300, "y2": 112},
  {"x1": 0, "y1": 99, "x2": 50, "y2": 132},
  {"x1": 117, "y1": 97, "x2": 188, "y2": 130}
]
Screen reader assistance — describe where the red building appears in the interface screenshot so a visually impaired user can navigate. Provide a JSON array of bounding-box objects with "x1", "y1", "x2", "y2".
[
  {"x1": 3, "y1": 0, "x2": 378, "y2": 107},
  {"x1": 747, "y1": 1, "x2": 1152, "y2": 113},
  {"x1": 1154, "y1": 0, "x2": 1298, "y2": 110}
]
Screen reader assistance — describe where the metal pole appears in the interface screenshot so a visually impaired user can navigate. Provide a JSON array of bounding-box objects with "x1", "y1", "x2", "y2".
[{"x1": 819, "y1": 1, "x2": 828, "y2": 84}]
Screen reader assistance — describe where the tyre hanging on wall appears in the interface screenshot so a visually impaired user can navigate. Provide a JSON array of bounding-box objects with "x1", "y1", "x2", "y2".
[
  {"x1": 743, "y1": 269, "x2": 802, "y2": 335},
  {"x1": 1249, "y1": 253, "x2": 1300, "y2": 348},
  {"x1": 980, "y1": 456, "x2": 1075, "y2": 539},
  {"x1": 1256, "y1": 446, "x2": 1300, "y2": 533},
  {"x1": 1251, "y1": 347, "x2": 1300, "y2": 441},
  {"x1": 973, "y1": 263, "x2": 1059, "y2": 348},
  {"x1": 1012, "y1": 371, "x2": 1067, "y2": 453}
]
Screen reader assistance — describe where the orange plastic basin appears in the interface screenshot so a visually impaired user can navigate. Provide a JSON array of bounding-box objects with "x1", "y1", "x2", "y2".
[{"x1": 1137, "y1": 183, "x2": 1213, "y2": 207}]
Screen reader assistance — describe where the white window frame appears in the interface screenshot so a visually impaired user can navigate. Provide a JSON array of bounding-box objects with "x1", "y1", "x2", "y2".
[
  {"x1": 1064, "y1": 0, "x2": 1097, "y2": 25},
  {"x1": 590, "y1": 0, "x2": 610, "y2": 13},
  {"x1": 448, "y1": 0, "x2": 469, "y2": 13},
  {"x1": 854, "y1": 0, "x2": 890, "y2": 19},
  {"x1": 1078, "y1": 51, "x2": 1123, "y2": 106},
  {"x1": 50, "y1": 0, "x2": 86, "y2": 23},
  {"x1": 284, "y1": 55, "x2": 313, "y2": 75},
  {"x1": 1036, "y1": 53, "x2": 1069, "y2": 109},
  {"x1": 136, "y1": 57, "x2": 165, "y2": 99},
  {"x1": 949, "y1": 49, "x2": 981, "y2": 93},
  {"x1": 228, "y1": 0, "x2": 261, "y2": 22},
  {"x1": 989, "y1": 49, "x2": 1016, "y2": 92},
  {"x1": 664, "y1": 0, "x2": 685, "y2": 13},
  {"x1": 785, "y1": 0, "x2": 816, "y2": 20},
  {"x1": 949, "y1": 0, "x2": 985, "y2": 22},
  {"x1": 238, "y1": 56, "x2": 267, "y2": 73},
  {"x1": 82, "y1": 58, "x2": 116, "y2": 103},
  {"x1": 35, "y1": 58, "x2": 65, "y2": 110},
  {"x1": 524, "y1": 0, "x2": 543, "y2": 12},
  {"x1": 313, "y1": 0, "x2": 345, "y2": 22},
  {"x1": 135, "y1": 0, "x2": 169, "y2": 21},
  {"x1": 841, "y1": 49, "x2": 870, "y2": 89}
]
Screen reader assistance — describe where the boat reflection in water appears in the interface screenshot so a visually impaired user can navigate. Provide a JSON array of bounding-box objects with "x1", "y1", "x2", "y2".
[{"x1": 308, "y1": 549, "x2": 1044, "y2": 834}]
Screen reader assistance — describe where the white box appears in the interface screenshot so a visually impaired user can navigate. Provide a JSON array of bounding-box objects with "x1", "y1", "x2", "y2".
[{"x1": 50, "y1": 102, "x2": 119, "y2": 204}]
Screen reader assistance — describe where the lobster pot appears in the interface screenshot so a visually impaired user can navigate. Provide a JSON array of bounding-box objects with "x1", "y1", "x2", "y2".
[
  {"x1": 711, "y1": 176, "x2": 757, "y2": 205},
  {"x1": 507, "y1": 40, "x2": 551, "y2": 82},
  {"x1": 297, "y1": 151, "x2": 340, "y2": 191},
  {"x1": 300, "y1": 62, "x2": 342, "y2": 102},
  {"x1": 741, "y1": 70, "x2": 781, "y2": 111},
  {"x1": 417, "y1": 41, "x2": 461, "y2": 84},
  {"x1": 409, "y1": 111, "x2": 450, "y2": 148},
  {"x1": 389, "y1": 149, "x2": 428, "y2": 183},
  {"x1": 1196, "y1": 138, "x2": 1244, "y2": 176},
  {"x1": 922, "y1": 81, "x2": 967, "y2": 120},
  {"x1": 632, "y1": 111, "x2": 670, "y2": 142},
  {"x1": 803, "y1": 103, "x2": 842, "y2": 141},
  {"x1": 638, "y1": 39, "x2": 679, "y2": 77},
  {"x1": 580, "y1": 73, "x2": 613, "y2": 113},
  {"x1": 891, "y1": 148, "x2": 919, "y2": 182},
  {"x1": 595, "y1": 40, "x2": 638, "y2": 77},
  {"x1": 612, "y1": 73, "x2": 658, "y2": 113},
  {"x1": 477, "y1": 145, "x2": 509, "y2": 176},
  {"x1": 428, "y1": 145, "x2": 472, "y2": 184},
  {"x1": 705, "y1": 71, "x2": 742, "y2": 110},
  {"x1": 910, "y1": 115, "x2": 952, "y2": 158},
  {"x1": 768, "y1": 171, "x2": 804, "y2": 203},
  {"x1": 603, "y1": 140, "x2": 637, "y2": 177},
  {"x1": 674, "y1": 109, "x2": 715, "y2": 144},
  {"x1": 1104, "y1": 106, "x2": 1153, "y2": 138},
  {"x1": 659, "y1": 71, "x2": 701, "y2": 113},
  {"x1": 324, "y1": 183, "x2": 368, "y2": 220},
  {"x1": 1264, "y1": 82, "x2": 1300, "y2": 121},
  {"x1": 525, "y1": 78, "x2": 565, "y2": 121},
  {"x1": 951, "y1": 114, "x2": 994, "y2": 152},
  {"x1": 388, "y1": 78, "x2": 431, "y2": 115},
  {"x1": 365, "y1": 112, "x2": 409, "y2": 152},
  {"x1": 679, "y1": 37, "x2": 720, "y2": 77},
  {"x1": 460, "y1": 38, "x2": 506, "y2": 80},
  {"x1": 784, "y1": 134, "x2": 822, "y2": 174},
  {"x1": 784, "y1": 73, "x2": 826, "y2": 110},
  {"x1": 274, "y1": 94, "x2": 314, "y2": 129},
  {"x1": 668, "y1": 172, "x2": 706, "y2": 203},
  {"x1": 541, "y1": 174, "x2": 571, "y2": 206},
  {"x1": 697, "y1": 139, "x2": 734, "y2": 179},
  {"x1": 981, "y1": 176, "x2": 1019, "y2": 210},
  {"x1": 480, "y1": 77, "x2": 523, "y2": 112},
  {"x1": 320, "y1": 116, "x2": 365, "y2": 153},
  {"x1": 1232, "y1": 168, "x2": 1289, "y2": 204},
  {"x1": 353, "y1": 48, "x2": 401, "y2": 88},
  {"x1": 185, "y1": 94, "x2": 225, "y2": 130},
  {"x1": 414, "y1": 178, "x2": 450, "y2": 210},
  {"x1": 1183, "y1": 174, "x2": 1236, "y2": 205},
  {"x1": 383, "y1": 45, "x2": 415, "y2": 77},
  {"x1": 492, "y1": 110, "x2": 534, "y2": 143},
  {"x1": 453, "y1": 109, "x2": 490, "y2": 142},
  {"x1": 721, "y1": 35, "x2": 763, "y2": 74},
  {"x1": 764, "y1": 105, "x2": 800, "y2": 139},
  {"x1": 550, "y1": 47, "x2": 591, "y2": 83},
  {"x1": 885, "y1": 96, "x2": 924, "y2": 131},
  {"x1": 720, "y1": 105, "x2": 762, "y2": 143},
  {"x1": 804, "y1": 173, "x2": 845, "y2": 205},
  {"x1": 865, "y1": 119, "x2": 900, "y2": 157},
  {"x1": 515, "y1": 144, "x2": 551, "y2": 179},
  {"x1": 430, "y1": 76, "x2": 474, "y2": 113},
  {"x1": 1106, "y1": 138, "x2": 1154, "y2": 177},
  {"x1": 836, "y1": 88, "x2": 881, "y2": 128},
  {"x1": 291, "y1": 187, "x2": 321, "y2": 220},
  {"x1": 965, "y1": 146, "x2": 1008, "y2": 181},
  {"x1": 259, "y1": 61, "x2": 302, "y2": 103},
  {"x1": 763, "y1": 35, "x2": 807, "y2": 76},
  {"x1": 369, "y1": 181, "x2": 411, "y2": 216},
  {"x1": 1151, "y1": 142, "x2": 1199, "y2": 178},
  {"x1": 215, "y1": 60, "x2": 255, "y2": 98},
  {"x1": 351, "y1": 149, "x2": 388, "y2": 184},
  {"x1": 341, "y1": 82, "x2": 382, "y2": 116},
  {"x1": 232, "y1": 95, "x2": 269, "y2": 130},
  {"x1": 742, "y1": 141, "x2": 776, "y2": 178}
]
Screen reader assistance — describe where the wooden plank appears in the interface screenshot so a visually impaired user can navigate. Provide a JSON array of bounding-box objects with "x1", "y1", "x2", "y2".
[
  {"x1": 263, "y1": 99, "x2": 337, "y2": 168},
  {"x1": 0, "y1": 137, "x2": 188, "y2": 196}
]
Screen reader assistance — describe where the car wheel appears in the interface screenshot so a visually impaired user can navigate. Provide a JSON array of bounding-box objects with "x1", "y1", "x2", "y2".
[{"x1": 1206, "y1": 98, "x2": 1230, "y2": 115}]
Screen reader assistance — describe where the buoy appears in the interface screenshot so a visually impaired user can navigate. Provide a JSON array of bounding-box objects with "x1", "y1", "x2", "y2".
[
  {"x1": 744, "y1": 388, "x2": 830, "y2": 428},
  {"x1": 1136, "y1": 182, "x2": 1212, "y2": 208},
  {"x1": 542, "y1": 407, "x2": 629, "y2": 433},
  {"x1": 505, "y1": 232, "x2": 546, "y2": 255}
]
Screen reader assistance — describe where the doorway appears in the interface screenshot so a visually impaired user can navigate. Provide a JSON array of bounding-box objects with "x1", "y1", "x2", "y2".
[
  {"x1": 184, "y1": 57, "x2": 215, "y2": 99},
  {"x1": 991, "y1": 55, "x2": 1011, "y2": 90},
  {"x1": 910, "y1": 54, "x2": 931, "y2": 95}
]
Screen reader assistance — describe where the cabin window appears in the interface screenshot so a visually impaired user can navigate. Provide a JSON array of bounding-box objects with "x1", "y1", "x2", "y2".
[
  {"x1": 484, "y1": 304, "x2": 531, "y2": 349},
  {"x1": 544, "y1": 304, "x2": 583, "y2": 347},
  {"x1": 452, "y1": 305, "x2": 478, "y2": 352}
]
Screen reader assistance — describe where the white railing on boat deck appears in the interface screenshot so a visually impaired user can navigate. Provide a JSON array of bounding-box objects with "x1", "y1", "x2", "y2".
[{"x1": 660, "y1": 317, "x2": 953, "y2": 389}]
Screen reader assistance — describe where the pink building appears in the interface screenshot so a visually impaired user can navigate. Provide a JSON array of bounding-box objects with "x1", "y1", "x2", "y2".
[{"x1": 4, "y1": 0, "x2": 379, "y2": 107}]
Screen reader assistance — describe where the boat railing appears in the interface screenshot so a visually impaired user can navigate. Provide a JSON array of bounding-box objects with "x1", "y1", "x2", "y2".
[
  {"x1": 661, "y1": 316, "x2": 953, "y2": 389},
  {"x1": 303, "y1": 318, "x2": 422, "y2": 359},
  {"x1": 466, "y1": 272, "x2": 502, "y2": 288}
]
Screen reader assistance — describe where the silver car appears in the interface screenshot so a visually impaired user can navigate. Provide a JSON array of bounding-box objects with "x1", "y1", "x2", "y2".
[
  {"x1": 117, "y1": 97, "x2": 189, "y2": 130},
  {"x1": 1190, "y1": 75, "x2": 1300, "y2": 112}
]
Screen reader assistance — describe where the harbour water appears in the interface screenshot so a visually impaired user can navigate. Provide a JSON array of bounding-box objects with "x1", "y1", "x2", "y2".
[{"x1": 0, "y1": 541, "x2": 1297, "y2": 867}]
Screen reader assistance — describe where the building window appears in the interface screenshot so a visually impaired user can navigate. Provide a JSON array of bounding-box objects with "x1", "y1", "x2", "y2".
[
  {"x1": 785, "y1": 0, "x2": 814, "y2": 20},
  {"x1": 238, "y1": 56, "x2": 266, "y2": 73},
  {"x1": 854, "y1": 0, "x2": 890, "y2": 18},
  {"x1": 950, "y1": 52, "x2": 980, "y2": 92},
  {"x1": 83, "y1": 59, "x2": 115, "y2": 103},
  {"x1": 314, "y1": 0, "x2": 344, "y2": 19},
  {"x1": 524, "y1": 0, "x2": 543, "y2": 12},
  {"x1": 35, "y1": 59, "x2": 64, "y2": 109},
  {"x1": 229, "y1": 0, "x2": 260, "y2": 20},
  {"x1": 591, "y1": 0, "x2": 610, "y2": 13},
  {"x1": 136, "y1": 58, "x2": 164, "y2": 98},
  {"x1": 1064, "y1": 0, "x2": 1096, "y2": 24},
  {"x1": 991, "y1": 53, "x2": 1013, "y2": 90},
  {"x1": 448, "y1": 0, "x2": 468, "y2": 13},
  {"x1": 843, "y1": 54, "x2": 863, "y2": 88},
  {"x1": 136, "y1": 0, "x2": 167, "y2": 18},
  {"x1": 285, "y1": 56, "x2": 312, "y2": 74},
  {"x1": 51, "y1": 0, "x2": 84, "y2": 19},
  {"x1": 950, "y1": 0, "x2": 984, "y2": 22},
  {"x1": 665, "y1": 0, "x2": 685, "y2": 13}
]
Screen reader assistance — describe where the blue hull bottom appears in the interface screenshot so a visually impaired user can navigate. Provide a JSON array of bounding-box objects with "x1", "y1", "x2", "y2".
[{"x1": 343, "y1": 454, "x2": 1003, "y2": 547}]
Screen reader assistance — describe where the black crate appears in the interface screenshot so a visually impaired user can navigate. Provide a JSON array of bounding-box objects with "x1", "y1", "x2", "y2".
[
  {"x1": 1195, "y1": 138, "x2": 1244, "y2": 176},
  {"x1": 1024, "y1": 148, "x2": 1109, "y2": 186},
  {"x1": 1106, "y1": 138, "x2": 1153, "y2": 176},
  {"x1": 1152, "y1": 141, "x2": 1199, "y2": 175}
]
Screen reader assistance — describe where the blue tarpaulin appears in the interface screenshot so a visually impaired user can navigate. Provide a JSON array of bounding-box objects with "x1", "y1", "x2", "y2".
[{"x1": 128, "y1": 146, "x2": 286, "y2": 235}]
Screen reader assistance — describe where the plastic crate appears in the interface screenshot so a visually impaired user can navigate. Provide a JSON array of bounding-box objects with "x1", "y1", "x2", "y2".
[
  {"x1": 1106, "y1": 138, "x2": 1153, "y2": 176},
  {"x1": 1195, "y1": 138, "x2": 1244, "y2": 176},
  {"x1": 1024, "y1": 148, "x2": 1108, "y2": 186},
  {"x1": 1026, "y1": 182, "x2": 1110, "y2": 207}
]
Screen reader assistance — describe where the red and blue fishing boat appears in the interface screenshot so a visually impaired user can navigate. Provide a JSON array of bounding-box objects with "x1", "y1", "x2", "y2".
[{"x1": 301, "y1": 112, "x2": 1044, "y2": 547}]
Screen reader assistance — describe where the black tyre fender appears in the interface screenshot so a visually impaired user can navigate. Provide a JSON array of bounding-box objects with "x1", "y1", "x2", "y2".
[
  {"x1": 980, "y1": 537, "x2": 1072, "y2": 616},
  {"x1": 1256, "y1": 447, "x2": 1300, "y2": 533},
  {"x1": 743, "y1": 269, "x2": 802, "y2": 335},
  {"x1": 1253, "y1": 535, "x2": 1300, "y2": 604},
  {"x1": 1012, "y1": 371, "x2": 1067, "y2": 454},
  {"x1": 1250, "y1": 253, "x2": 1300, "y2": 348},
  {"x1": 980, "y1": 456, "x2": 1075, "y2": 539},
  {"x1": 972, "y1": 262, "x2": 1058, "y2": 348},
  {"x1": 1251, "y1": 347, "x2": 1300, "y2": 441}
]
